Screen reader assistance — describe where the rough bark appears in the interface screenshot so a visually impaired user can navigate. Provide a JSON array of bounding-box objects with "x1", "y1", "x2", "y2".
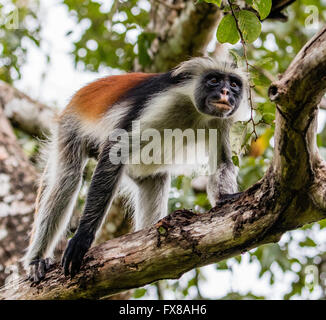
[
  {"x1": 0, "y1": 105, "x2": 36, "y2": 286},
  {"x1": 0, "y1": 0, "x2": 299, "y2": 299},
  {"x1": 140, "y1": 1, "x2": 221, "y2": 72},
  {"x1": 1, "y1": 24, "x2": 326, "y2": 300},
  {"x1": 0, "y1": 81, "x2": 54, "y2": 139}
]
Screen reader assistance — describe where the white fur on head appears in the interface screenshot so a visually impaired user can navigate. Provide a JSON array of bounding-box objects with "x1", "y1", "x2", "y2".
[{"x1": 172, "y1": 56, "x2": 250, "y2": 121}]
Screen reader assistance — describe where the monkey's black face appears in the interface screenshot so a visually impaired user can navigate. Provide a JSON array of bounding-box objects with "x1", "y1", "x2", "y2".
[{"x1": 194, "y1": 70, "x2": 244, "y2": 118}]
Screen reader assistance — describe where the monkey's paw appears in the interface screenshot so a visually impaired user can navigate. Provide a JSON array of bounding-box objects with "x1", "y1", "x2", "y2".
[
  {"x1": 28, "y1": 258, "x2": 54, "y2": 283},
  {"x1": 61, "y1": 232, "x2": 93, "y2": 278}
]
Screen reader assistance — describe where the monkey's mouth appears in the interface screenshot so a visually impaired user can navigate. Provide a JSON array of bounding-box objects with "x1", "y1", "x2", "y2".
[{"x1": 209, "y1": 99, "x2": 233, "y2": 112}]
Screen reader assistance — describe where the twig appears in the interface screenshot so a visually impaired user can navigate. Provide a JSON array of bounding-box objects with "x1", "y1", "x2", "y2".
[
  {"x1": 155, "y1": 281, "x2": 164, "y2": 300},
  {"x1": 227, "y1": 0, "x2": 258, "y2": 140},
  {"x1": 195, "y1": 268, "x2": 203, "y2": 299}
]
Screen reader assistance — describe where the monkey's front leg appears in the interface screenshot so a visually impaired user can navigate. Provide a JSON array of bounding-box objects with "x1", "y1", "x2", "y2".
[
  {"x1": 62, "y1": 141, "x2": 124, "y2": 277},
  {"x1": 206, "y1": 127, "x2": 241, "y2": 207},
  {"x1": 207, "y1": 161, "x2": 240, "y2": 206}
]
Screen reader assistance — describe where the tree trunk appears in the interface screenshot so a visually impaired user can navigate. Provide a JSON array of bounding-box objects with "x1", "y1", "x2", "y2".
[
  {"x1": 0, "y1": 0, "x2": 298, "y2": 299},
  {"x1": 0, "y1": 102, "x2": 37, "y2": 286}
]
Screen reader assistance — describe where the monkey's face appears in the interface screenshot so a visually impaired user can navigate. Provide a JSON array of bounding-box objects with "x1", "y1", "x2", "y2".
[{"x1": 194, "y1": 70, "x2": 244, "y2": 118}]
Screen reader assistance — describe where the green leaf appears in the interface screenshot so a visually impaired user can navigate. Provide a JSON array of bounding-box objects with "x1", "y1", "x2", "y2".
[
  {"x1": 216, "y1": 14, "x2": 240, "y2": 44},
  {"x1": 187, "y1": 277, "x2": 197, "y2": 288},
  {"x1": 252, "y1": 0, "x2": 272, "y2": 20},
  {"x1": 133, "y1": 288, "x2": 147, "y2": 298},
  {"x1": 204, "y1": 0, "x2": 222, "y2": 6},
  {"x1": 194, "y1": 193, "x2": 211, "y2": 210},
  {"x1": 234, "y1": 255, "x2": 242, "y2": 263},
  {"x1": 299, "y1": 237, "x2": 316, "y2": 247},
  {"x1": 137, "y1": 32, "x2": 156, "y2": 67},
  {"x1": 232, "y1": 155, "x2": 240, "y2": 167},
  {"x1": 319, "y1": 219, "x2": 326, "y2": 229},
  {"x1": 238, "y1": 10, "x2": 261, "y2": 43},
  {"x1": 254, "y1": 57, "x2": 274, "y2": 68},
  {"x1": 317, "y1": 133, "x2": 322, "y2": 147},
  {"x1": 216, "y1": 261, "x2": 228, "y2": 270},
  {"x1": 257, "y1": 101, "x2": 275, "y2": 115},
  {"x1": 262, "y1": 113, "x2": 275, "y2": 124},
  {"x1": 251, "y1": 68, "x2": 271, "y2": 86}
]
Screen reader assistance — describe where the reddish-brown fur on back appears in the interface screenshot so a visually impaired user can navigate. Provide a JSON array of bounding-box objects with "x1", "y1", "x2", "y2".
[{"x1": 63, "y1": 73, "x2": 156, "y2": 121}]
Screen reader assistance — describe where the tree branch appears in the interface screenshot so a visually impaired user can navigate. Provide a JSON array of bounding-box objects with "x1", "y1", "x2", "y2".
[
  {"x1": 0, "y1": 105, "x2": 37, "y2": 286},
  {"x1": 0, "y1": 173, "x2": 322, "y2": 300},
  {"x1": 269, "y1": 27, "x2": 326, "y2": 212},
  {"x1": 0, "y1": 0, "x2": 318, "y2": 299},
  {"x1": 268, "y1": 0, "x2": 296, "y2": 21},
  {"x1": 2, "y1": 25, "x2": 326, "y2": 300},
  {"x1": 142, "y1": 1, "x2": 221, "y2": 72},
  {"x1": 0, "y1": 81, "x2": 54, "y2": 138}
]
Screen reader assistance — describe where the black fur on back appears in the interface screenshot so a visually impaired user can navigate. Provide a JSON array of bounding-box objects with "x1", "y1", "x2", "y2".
[{"x1": 117, "y1": 71, "x2": 191, "y2": 130}]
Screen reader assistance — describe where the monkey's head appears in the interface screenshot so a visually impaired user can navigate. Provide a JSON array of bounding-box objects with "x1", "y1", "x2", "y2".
[
  {"x1": 173, "y1": 57, "x2": 249, "y2": 120},
  {"x1": 194, "y1": 70, "x2": 244, "y2": 118}
]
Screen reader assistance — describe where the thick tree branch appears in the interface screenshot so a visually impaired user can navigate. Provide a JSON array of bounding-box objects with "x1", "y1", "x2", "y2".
[
  {"x1": 268, "y1": 0, "x2": 296, "y2": 21},
  {"x1": 0, "y1": 81, "x2": 54, "y2": 138},
  {"x1": 269, "y1": 26, "x2": 326, "y2": 213},
  {"x1": 142, "y1": 1, "x2": 221, "y2": 72},
  {"x1": 2, "y1": 25, "x2": 326, "y2": 300},
  {"x1": 0, "y1": 173, "x2": 322, "y2": 300},
  {"x1": 0, "y1": 106, "x2": 36, "y2": 286}
]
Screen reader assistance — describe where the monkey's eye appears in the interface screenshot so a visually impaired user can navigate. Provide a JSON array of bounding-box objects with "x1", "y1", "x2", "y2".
[
  {"x1": 230, "y1": 82, "x2": 238, "y2": 88},
  {"x1": 207, "y1": 78, "x2": 218, "y2": 86}
]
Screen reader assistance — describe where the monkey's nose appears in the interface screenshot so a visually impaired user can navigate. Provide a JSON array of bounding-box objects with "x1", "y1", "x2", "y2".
[{"x1": 221, "y1": 88, "x2": 229, "y2": 96}]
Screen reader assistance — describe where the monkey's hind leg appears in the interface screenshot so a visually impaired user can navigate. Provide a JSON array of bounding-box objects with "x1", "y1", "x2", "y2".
[
  {"x1": 23, "y1": 127, "x2": 87, "y2": 283},
  {"x1": 132, "y1": 172, "x2": 171, "y2": 231}
]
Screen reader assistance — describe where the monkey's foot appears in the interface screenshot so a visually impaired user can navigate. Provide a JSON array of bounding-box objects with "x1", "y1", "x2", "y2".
[
  {"x1": 61, "y1": 232, "x2": 93, "y2": 278},
  {"x1": 218, "y1": 192, "x2": 243, "y2": 204},
  {"x1": 28, "y1": 258, "x2": 54, "y2": 283}
]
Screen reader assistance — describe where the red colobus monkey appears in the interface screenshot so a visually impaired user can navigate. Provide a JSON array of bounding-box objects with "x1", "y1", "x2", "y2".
[{"x1": 24, "y1": 57, "x2": 249, "y2": 282}]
